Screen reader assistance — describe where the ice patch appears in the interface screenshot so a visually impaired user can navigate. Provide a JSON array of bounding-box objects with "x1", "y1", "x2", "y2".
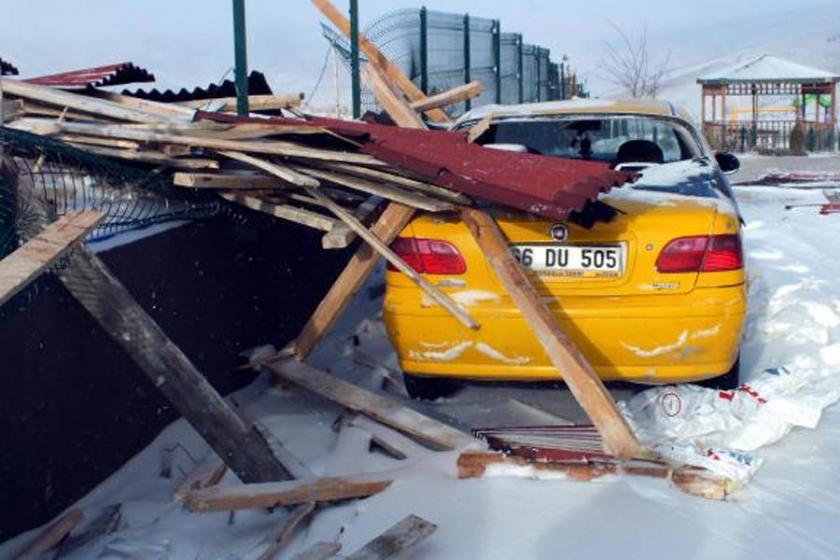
[
  {"x1": 820, "y1": 343, "x2": 840, "y2": 366},
  {"x1": 801, "y1": 301, "x2": 840, "y2": 328},
  {"x1": 750, "y1": 248, "x2": 785, "y2": 261}
]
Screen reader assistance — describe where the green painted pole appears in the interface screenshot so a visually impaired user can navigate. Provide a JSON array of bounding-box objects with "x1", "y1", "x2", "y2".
[
  {"x1": 350, "y1": 0, "x2": 361, "y2": 119},
  {"x1": 232, "y1": 0, "x2": 249, "y2": 115},
  {"x1": 464, "y1": 13, "x2": 471, "y2": 111},
  {"x1": 517, "y1": 34, "x2": 524, "y2": 103},
  {"x1": 420, "y1": 7, "x2": 429, "y2": 94},
  {"x1": 493, "y1": 19, "x2": 502, "y2": 103}
]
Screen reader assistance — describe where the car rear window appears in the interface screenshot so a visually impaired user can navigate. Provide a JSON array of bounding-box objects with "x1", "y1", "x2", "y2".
[{"x1": 480, "y1": 116, "x2": 695, "y2": 164}]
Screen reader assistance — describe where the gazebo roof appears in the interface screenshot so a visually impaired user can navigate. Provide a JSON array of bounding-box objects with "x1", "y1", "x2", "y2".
[{"x1": 697, "y1": 54, "x2": 840, "y2": 85}]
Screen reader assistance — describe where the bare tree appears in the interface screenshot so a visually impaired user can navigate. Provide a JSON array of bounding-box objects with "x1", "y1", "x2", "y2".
[{"x1": 600, "y1": 22, "x2": 671, "y2": 99}]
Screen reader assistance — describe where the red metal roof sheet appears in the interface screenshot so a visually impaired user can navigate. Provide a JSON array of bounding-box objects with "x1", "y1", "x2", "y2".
[
  {"x1": 24, "y1": 62, "x2": 154, "y2": 88},
  {"x1": 197, "y1": 112, "x2": 633, "y2": 221}
]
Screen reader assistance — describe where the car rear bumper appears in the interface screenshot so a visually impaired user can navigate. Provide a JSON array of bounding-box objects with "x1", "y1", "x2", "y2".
[{"x1": 383, "y1": 284, "x2": 746, "y2": 384}]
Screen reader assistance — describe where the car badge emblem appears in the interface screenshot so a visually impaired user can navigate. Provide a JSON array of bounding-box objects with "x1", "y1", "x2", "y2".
[{"x1": 549, "y1": 223, "x2": 568, "y2": 242}]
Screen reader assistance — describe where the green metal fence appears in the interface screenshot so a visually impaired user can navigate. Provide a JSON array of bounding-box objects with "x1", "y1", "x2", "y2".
[{"x1": 323, "y1": 7, "x2": 584, "y2": 118}]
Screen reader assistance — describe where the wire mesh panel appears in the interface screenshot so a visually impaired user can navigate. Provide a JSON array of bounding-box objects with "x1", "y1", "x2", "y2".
[{"x1": 323, "y1": 7, "x2": 572, "y2": 119}]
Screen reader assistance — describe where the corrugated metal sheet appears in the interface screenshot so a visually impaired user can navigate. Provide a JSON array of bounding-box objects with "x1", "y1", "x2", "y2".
[
  {"x1": 198, "y1": 112, "x2": 633, "y2": 221},
  {"x1": 24, "y1": 62, "x2": 154, "y2": 88},
  {"x1": 124, "y1": 71, "x2": 272, "y2": 103},
  {"x1": 1, "y1": 58, "x2": 19, "y2": 76}
]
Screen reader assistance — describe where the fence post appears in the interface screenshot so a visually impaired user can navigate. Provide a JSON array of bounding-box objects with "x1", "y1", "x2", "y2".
[
  {"x1": 420, "y1": 6, "x2": 429, "y2": 95},
  {"x1": 493, "y1": 19, "x2": 502, "y2": 103},
  {"x1": 536, "y1": 49, "x2": 542, "y2": 102},
  {"x1": 560, "y1": 62, "x2": 565, "y2": 100},
  {"x1": 463, "y1": 13, "x2": 471, "y2": 111},
  {"x1": 232, "y1": 0, "x2": 249, "y2": 116},
  {"x1": 350, "y1": 0, "x2": 361, "y2": 119},
  {"x1": 517, "y1": 34, "x2": 524, "y2": 104}
]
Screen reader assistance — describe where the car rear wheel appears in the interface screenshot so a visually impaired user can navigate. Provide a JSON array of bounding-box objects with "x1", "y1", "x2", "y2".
[
  {"x1": 699, "y1": 356, "x2": 740, "y2": 390},
  {"x1": 403, "y1": 373, "x2": 462, "y2": 401}
]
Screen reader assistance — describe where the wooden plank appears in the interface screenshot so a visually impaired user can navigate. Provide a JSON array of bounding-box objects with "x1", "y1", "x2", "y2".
[
  {"x1": 1, "y1": 77, "x2": 186, "y2": 123},
  {"x1": 255, "y1": 502, "x2": 316, "y2": 560},
  {"x1": 1, "y1": 99, "x2": 25, "y2": 121},
  {"x1": 293, "y1": 164, "x2": 452, "y2": 212},
  {"x1": 263, "y1": 358, "x2": 473, "y2": 451},
  {"x1": 55, "y1": 121, "x2": 382, "y2": 166},
  {"x1": 409, "y1": 81, "x2": 483, "y2": 112},
  {"x1": 14, "y1": 509, "x2": 84, "y2": 560},
  {"x1": 291, "y1": 541, "x2": 342, "y2": 560},
  {"x1": 171, "y1": 454, "x2": 228, "y2": 501},
  {"x1": 58, "y1": 246, "x2": 293, "y2": 483},
  {"x1": 219, "y1": 150, "x2": 319, "y2": 188},
  {"x1": 304, "y1": 187, "x2": 478, "y2": 330},
  {"x1": 313, "y1": 161, "x2": 471, "y2": 205},
  {"x1": 321, "y1": 195, "x2": 383, "y2": 250},
  {"x1": 362, "y1": 64, "x2": 425, "y2": 130},
  {"x1": 309, "y1": 0, "x2": 450, "y2": 124},
  {"x1": 56, "y1": 504, "x2": 122, "y2": 557},
  {"x1": 0, "y1": 210, "x2": 103, "y2": 307},
  {"x1": 345, "y1": 515, "x2": 437, "y2": 560},
  {"x1": 61, "y1": 143, "x2": 219, "y2": 170},
  {"x1": 178, "y1": 93, "x2": 303, "y2": 111},
  {"x1": 460, "y1": 208, "x2": 644, "y2": 460},
  {"x1": 466, "y1": 114, "x2": 492, "y2": 144},
  {"x1": 294, "y1": 202, "x2": 414, "y2": 359},
  {"x1": 220, "y1": 193, "x2": 340, "y2": 233},
  {"x1": 57, "y1": 134, "x2": 141, "y2": 150},
  {"x1": 184, "y1": 471, "x2": 393, "y2": 512},
  {"x1": 86, "y1": 90, "x2": 197, "y2": 120},
  {"x1": 173, "y1": 172, "x2": 286, "y2": 190}
]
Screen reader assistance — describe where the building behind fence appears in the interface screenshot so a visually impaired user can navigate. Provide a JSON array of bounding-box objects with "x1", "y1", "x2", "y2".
[{"x1": 324, "y1": 7, "x2": 586, "y2": 118}]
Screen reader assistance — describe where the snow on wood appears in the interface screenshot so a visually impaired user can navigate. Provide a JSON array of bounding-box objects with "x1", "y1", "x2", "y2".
[
  {"x1": 13, "y1": 508, "x2": 84, "y2": 560},
  {"x1": 264, "y1": 358, "x2": 474, "y2": 450},
  {"x1": 184, "y1": 472, "x2": 394, "y2": 512},
  {"x1": 345, "y1": 514, "x2": 437, "y2": 560},
  {"x1": 0, "y1": 210, "x2": 103, "y2": 307}
]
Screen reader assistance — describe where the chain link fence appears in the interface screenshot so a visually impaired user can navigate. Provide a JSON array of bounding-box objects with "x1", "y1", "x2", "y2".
[{"x1": 324, "y1": 7, "x2": 586, "y2": 118}]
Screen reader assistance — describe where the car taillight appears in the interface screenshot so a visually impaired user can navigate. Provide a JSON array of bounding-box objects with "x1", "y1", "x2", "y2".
[
  {"x1": 656, "y1": 234, "x2": 743, "y2": 273},
  {"x1": 388, "y1": 237, "x2": 467, "y2": 275}
]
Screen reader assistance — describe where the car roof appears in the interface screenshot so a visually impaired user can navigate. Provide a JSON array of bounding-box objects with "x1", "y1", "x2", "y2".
[{"x1": 455, "y1": 98, "x2": 694, "y2": 125}]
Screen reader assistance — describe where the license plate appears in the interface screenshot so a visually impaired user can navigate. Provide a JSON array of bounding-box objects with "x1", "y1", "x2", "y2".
[{"x1": 511, "y1": 244, "x2": 625, "y2": 277}]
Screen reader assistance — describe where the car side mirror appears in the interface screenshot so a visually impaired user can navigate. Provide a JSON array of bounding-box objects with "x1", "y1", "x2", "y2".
[{"x1": 715, "y1": 152, "x2": 740, "y2": 175}]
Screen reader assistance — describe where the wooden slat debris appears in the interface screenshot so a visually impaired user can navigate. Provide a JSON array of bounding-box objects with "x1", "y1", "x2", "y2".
[
  {"x1": 0, "y1": 210, "x2": 103, "y2": 307},
  {"x1": 220, "y1": 193, "x2": 341, "y2": 233},
  {"x1": 62, "y1": 143, "x2": 220, "y2": 169},
  {"x1": 177, "y1": 93, "x2": 303, "y2": 111},
  {"x1": 255, "y1": 502, "x2": 316, "y2": 560},
  {"x1": 173, "y1": 172, "x2": 286, "y2": 190},
  {"x1": 409, "y1": 81, "x2": 483, "y2": 112},
  {"x1": 362, "y1": 64, "x2": 426, "y2": 130},
  {"x1": 305, "y1": 187, "x2": 478, "y2": 330},
  {"x1": 345, "y1": 515, "x2": 437, "y2": 560},
  {"x1": 1, "y1": 99, "x2": 25, "y2": 121},
  {"x1": 456, "y1": 451, "x2": 731, "y2": 501},
  {"x1": 291, "y1": 541, "x2": 342, "y2": 560},
  {"x1": 461, "y1": 208, "x2": 644, "y2": 460},
  {"x1": 294, "y1": 202, "x2": 414, "y2": 360},
  {"x1": 56, "y1": 504, "x2": 122, "y2": 557},
  {"x1": 263, "y1": 358, "x2": 473, "y2": 451},
  {"x1": 321, "y1": 195, "x2": 383, "y2": 250},
  {"x1": 14, "y1": 509, "x2": 84, "y2": 560},
  {"x1": 171, "y1": 454, "x2": 228, "y2": 501},
  {"x1": 184, "y1": 471, "x2": 393, "y2": 512}
]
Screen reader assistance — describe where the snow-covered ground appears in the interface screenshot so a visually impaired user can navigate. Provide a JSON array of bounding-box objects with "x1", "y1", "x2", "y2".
[{"x1": 5, "y1": 164, "x2": 840, "y2": 559}]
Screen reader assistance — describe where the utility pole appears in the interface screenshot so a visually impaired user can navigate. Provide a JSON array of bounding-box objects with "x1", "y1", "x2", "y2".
[
  {"x1": 232, "y1": 0, "x2": 249, "y2": 115},
  {"x1": 350, "y1": 0, "x2": 361, "y2": 119}
]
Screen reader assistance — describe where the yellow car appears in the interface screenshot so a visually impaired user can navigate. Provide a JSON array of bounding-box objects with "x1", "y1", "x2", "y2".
[{"x1": 383, "y1": 99, "x2": 746, "y2": 399}]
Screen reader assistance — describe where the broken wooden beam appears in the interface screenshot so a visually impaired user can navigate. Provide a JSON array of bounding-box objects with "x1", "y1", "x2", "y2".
[
  {"x1": 362, "y1": 64, "x2": 426, "y2": 130},
  {"x1": 0, "y1": 210, "x2": 103, "y2": 307},
  {"x1": 461, "y1": 208, "x2": 644, "y2": 460},
  {"x1": 310, "y1": 0, "x2": 450, "y2": 124},
  {"x1": 294, "y1": 202, "x2": 415, "y2": 359},
  {"x1": 178, "y1": 93, "x2": 303, "y2": 112},
  {"x1": 321, "y1": 195, "x2": 383, "y2": 250},
  {"x1": 291, "y1": 541, "x2": 342, "y2": 560},
  {"x1": 220, "y1": 193, "x2": 341, "y2": 233},
  {"x1": 255, "y1": 502, "x2": 316, "y2": 560},
  {"x1": 172, "y1": 454, "x2": 228, "y2": 501},
  {"x1": 305, "y1": 187, "x2": 477, "y2": 330},
  {"x1": 409, "y1": 81, "x2": 483, "y2": 112},
  {"x1": 14, "y1": 509, "x2": 84, "y2": 560},
  {"x1": 345, "y1": 515, "x2": 437, "y2": 560},
  {"x1": 184, "y1": 471, "x2": 393, "y2": 512},
  {"x1": 57, "y1": 245, "x2": 293, "y2": 483},
  {"x1": 263, "y1": 358, "x2": 473, "y2": 450},
  {"x1": 173, "y1": 172, "x2": 286, "y2": 190}
]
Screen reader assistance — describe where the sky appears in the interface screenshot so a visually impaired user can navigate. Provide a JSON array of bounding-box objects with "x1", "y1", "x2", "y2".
[{"x1": 3, "y1": 0, "x2": 838, "y2": 106}]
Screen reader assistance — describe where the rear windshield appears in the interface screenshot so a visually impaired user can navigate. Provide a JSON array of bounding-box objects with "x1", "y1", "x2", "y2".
[{"x1": 478, "y1": 116, "x2": 698, "y2": 164}]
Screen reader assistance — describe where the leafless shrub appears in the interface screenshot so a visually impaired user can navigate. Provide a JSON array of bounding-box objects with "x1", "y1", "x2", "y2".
[{"x1": 600, "y1": 22, "x2": 671, "y2": 99}]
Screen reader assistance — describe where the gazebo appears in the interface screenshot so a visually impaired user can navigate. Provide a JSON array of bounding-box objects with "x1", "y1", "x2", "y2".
[{"x1": 698, "y1": 55, "x2": 840, "y2": 153}]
